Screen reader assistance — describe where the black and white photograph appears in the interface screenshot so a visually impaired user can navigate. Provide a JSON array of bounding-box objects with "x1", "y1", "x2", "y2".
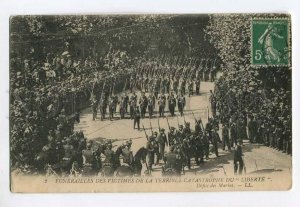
[{"x1": 9, "y1": 14, "x2": 292, "y2": 192}]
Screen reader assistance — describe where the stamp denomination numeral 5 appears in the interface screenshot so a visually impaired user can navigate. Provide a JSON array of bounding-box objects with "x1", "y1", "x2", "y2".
[{"x1": 254, "y1": 50, "x2": 262, "y2": 61}]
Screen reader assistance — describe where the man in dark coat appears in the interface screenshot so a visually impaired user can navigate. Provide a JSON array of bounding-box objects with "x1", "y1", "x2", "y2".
[{"x1": 234, "y1": 139, "x2": 244, "y2": 175}]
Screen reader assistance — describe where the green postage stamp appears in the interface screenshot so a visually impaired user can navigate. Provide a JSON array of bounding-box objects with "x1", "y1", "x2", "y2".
[{"x1": 251, "y1": 18, "x2": 290, "y2": 67}]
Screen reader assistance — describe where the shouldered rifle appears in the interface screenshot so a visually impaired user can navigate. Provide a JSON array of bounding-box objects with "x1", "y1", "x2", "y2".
[
  {"x1": 183, "y1": 115, "x2": 187, "y2": 125},
  {"x1": 142, "y1": 124, "x2": 148, "y2": 139},
  {"x1": 192, "y1": 112, "x2": 197, "y2": 123},
  {"x1": 200, "y1": 117, "x2": 205, "y2": 131},
  {"x1": 158, "y1": 118, "x2": 161, "y2": 131},
  {"x1": 166, "y1": 117, "x2": 171, "y2": 130},
  {"x1": 150, "y1": 121, "x2": 154, "y2": 135}
]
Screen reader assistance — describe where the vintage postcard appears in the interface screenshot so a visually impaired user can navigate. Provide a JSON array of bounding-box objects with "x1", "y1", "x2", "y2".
[{"x1": 9, "y1": 14, "x2": 292, "y2": 192}]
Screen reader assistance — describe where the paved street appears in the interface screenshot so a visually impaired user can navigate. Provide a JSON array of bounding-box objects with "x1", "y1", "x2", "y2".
[{"x1": 74, "y1": 82, "x2": 292, "y2": 177}]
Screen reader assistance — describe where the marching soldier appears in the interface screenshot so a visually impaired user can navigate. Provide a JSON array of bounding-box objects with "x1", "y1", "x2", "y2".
[
  {"x1": 183, "y1": 122, "x2": 192, "y2": 137},
  {"x1": 168, "y1": 127, "x2": 176, "y2": 146},
  {"x1": 144, "y1": 76, "x2": 149, "y2": 92},
  {"x1": 177, "y1": 93, "x2": 185, "y2": 116},
  {"x1": 211, "y1": 127, "x2": 220, "y2": 157},
  {"x1": 180, "y1": 78, "x2": 186, "y2": 95},
  {"x1": 157, "y1": 128, "x2": 168, "y2": 162},
  {"x1": 195, "y1": 78, "x2": 200, "y2": 95},
  {"x1": 158, "y1": 92, "x2": 166, "y2": 117},
  {"x1": 168, "y1": 92, "x2": 176, "y2": 117},
  {"x1": 146, "y1": 136, "x2": 156, "y2": 171},
  {"x1": 133, "y1": 106, "x2": 141, "y2": 130},
  {"x1": 139, "y1": 92, "x2": 148, "y2": 118},
  {"x1": 148, "y1": 92, "x2": 155, "y2": 119},
  {"x1": 195, "y1": 119, "x2": 202, "y2": 135},
  {"x1": 182, "y1": 136, "x2": 191, "y2": 169},
  {"x1": 188, "y1": 79, "x2": 194, "y2": 97},
  {"x1": 172, "y1": 77, "x2": 179, "y2": 95},
  {"x1": 202, "y1": 131, "x2": 210, "y2": 160},
  {"x1": 176, "y1": 125, "x2": 184, "y2": 144},
  {"x1": 129, "y1": 92, "x2": 137, "y2": 119},
  {"x1": 153, "y1": 131, "x2": 160, "y2": 165}
]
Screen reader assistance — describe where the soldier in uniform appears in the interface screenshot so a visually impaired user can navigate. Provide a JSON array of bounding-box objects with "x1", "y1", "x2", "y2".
[
  {"x1": 146, "y1": 136, "x2": 156, "y2": 171},
  {"x1": 168, "y1": 92, "x2": 176, "y2": 117},
  {"x1": 121, "y1": 143, "x2": 134, "y2": 166},
  {"x1": 157, "y1": 128, "x2": 168, "y2": 162},
  {"x1": 158, "y1": 92, "x2": 166, "y2": 117},
  {"x1": 103, "y1": 142, "x2": 116, "y2": 169},
  {"x1": 183, "y1": 122, "x2": 192, "y2": 137},
  {"x1": 195, "y1": 119, "x2": 202, "y2": 135},
  {"x1": 202, "y1": 129, "x2": 210, "y2": 160},
  {"x1": 222, "y1": 123, "x2": 231, "y2": 151},
  {"x1": 188, "y1": 79, "x2": 194, "y2": 97},
  {"x1": 168, "y1": 127, "x2": 176, "y2": 146},
  {"x1": 133, "y1": 106, "x2": 141, "y2": 130},
  {"x1": 211, "y1": 127, "x2": 220, "y2": 157},
  {"x1": 195, "y1": 78, "x2": 200, "y2": 95},
  {"x1": 144, "y1": 76, "x2": 149, "y2": 92},
  {"x1": 180, "y1": 78, "x2": 186, "y2": 95},
  {"x1": 195, "y1": 132, "x2": 204, "y2": 164},
  {"x1": 148, "y1": 92, "x2": 155, "y2": 119},
  {"x1": 177, "y1": 93, "x2": 185, "y2": 116},
  {"x1": 82, "y1": 141, "x2": 97, "y2": 176},
  {"x1": 176, "y1": 125, "x2": 184, "y2": 144},
  {"x1": 182, "y1": 136, "x2": 191, "y2": 169},
  {"x1": 61, "y1": 137, "x2": 76, "y2": 174},
  {"x1": 164, "y1": 145, "x2": 182, "y2": 176},
  {"x1": 152, "y1": 131, "x2": 160, "y2": 165},
  {"x1": 172, "y1": 77, "x2": 179, "y2": 95},
  {"x1": 234, "y1": 139, "x2": 244, "y2": 175},
  {"x1": 166, "y1": 77, "x2": 170, "y2": 94},
  {"x1": 139, "y1": 92, "x2": 148, "y2": 119},
  {"x1": 129, "y1": 92, "x2": 137, "y2": 119}
]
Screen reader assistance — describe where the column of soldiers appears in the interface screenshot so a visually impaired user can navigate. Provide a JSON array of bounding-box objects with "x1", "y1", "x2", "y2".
[
  {"x1": 143, "y1": 114, "x2": 224, "y2": 175},
  {"x1": 90, "y1": 56, "x2": 221, "y2": 123}
]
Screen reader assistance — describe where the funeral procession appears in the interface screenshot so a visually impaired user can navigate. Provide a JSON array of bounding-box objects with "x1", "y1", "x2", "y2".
[{"x1": 10, "y1": 14, "x2": 292, "y2": 179}]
